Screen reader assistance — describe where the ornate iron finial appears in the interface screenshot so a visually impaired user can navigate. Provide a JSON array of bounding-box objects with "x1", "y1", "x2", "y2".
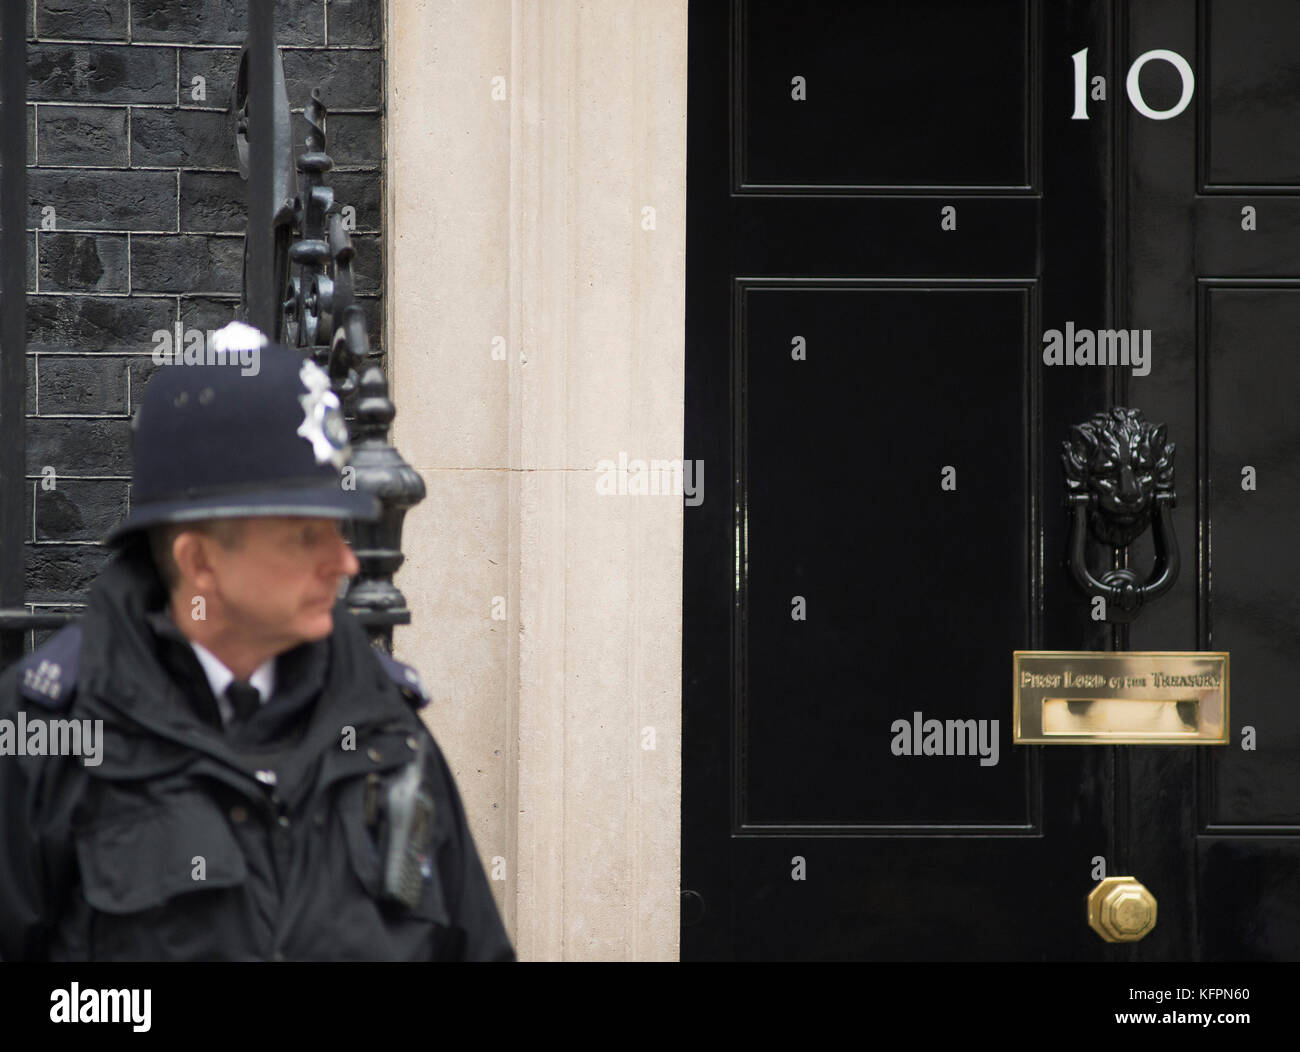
[
  {"x1": 345, "y1": 349, "x2": 428, "y2": 636},
  {"x1": 236, "y1": 55, "x2": 425, "y2": 649}
]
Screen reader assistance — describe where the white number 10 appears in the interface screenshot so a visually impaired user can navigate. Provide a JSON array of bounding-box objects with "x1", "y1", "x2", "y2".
[{"x1": 1072, "y1": 47, "x2": 1195, "y2": 121}]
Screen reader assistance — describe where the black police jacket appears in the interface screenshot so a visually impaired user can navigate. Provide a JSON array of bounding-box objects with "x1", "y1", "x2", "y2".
[{"x1": 0, "y1": 546, "x2": 514, "y2": 962}]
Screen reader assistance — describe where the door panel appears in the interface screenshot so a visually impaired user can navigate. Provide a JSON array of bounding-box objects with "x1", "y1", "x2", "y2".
[
  {"x1": 741, "y1": 282, "x2": 1033, "y2": 828},
  {"x1": 738, "y1": 0, "x2": 1034, "y2": 190},
  {"x1": 1203, "y1": 0, "x2": 1300, "y2": 188},
  {"x1": 1203, "y1": 287, "x2": 1300, "y2": 829}
]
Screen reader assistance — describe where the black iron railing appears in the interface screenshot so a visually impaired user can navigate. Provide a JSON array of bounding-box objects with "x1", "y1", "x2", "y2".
[{"x1": 0, "y1": 8, "x2": 422, "y2": 663}]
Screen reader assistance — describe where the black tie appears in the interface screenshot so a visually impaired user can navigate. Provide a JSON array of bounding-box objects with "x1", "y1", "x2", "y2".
[{"x1": 225, "y1": 680, "x2": 262, "y2": 723}]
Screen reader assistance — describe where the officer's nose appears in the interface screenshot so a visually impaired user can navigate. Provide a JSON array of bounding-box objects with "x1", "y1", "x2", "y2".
[
  {"x1": 337, "y1": 529, "x2": 361, "y2": 579},
  {"x1": 340, "y1": 530, "x2": 361, "y2": 579}
]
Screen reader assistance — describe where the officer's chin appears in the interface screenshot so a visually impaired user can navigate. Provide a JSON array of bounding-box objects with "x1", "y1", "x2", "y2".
[{"x1": 298, "y1": 604, "x2": 336, "y2": 641}]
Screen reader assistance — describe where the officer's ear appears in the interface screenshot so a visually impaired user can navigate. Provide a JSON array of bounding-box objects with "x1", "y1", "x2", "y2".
[{"x1": 171, "y1": 528, "x2": 220, "y2": 593}]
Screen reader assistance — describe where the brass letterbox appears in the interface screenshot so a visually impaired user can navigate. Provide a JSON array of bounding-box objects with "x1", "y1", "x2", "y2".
[{"x1": 1013, "y1": 651, "x2": 1228, "y2": 745}]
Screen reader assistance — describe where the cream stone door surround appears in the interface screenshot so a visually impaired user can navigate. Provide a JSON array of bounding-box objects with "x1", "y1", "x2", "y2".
[{"x1": 385, "y1": 0, "x2": 687, "y2": 961}]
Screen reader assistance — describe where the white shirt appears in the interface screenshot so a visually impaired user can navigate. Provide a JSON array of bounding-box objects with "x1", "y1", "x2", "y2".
[{"x1": 188, "y1": 640, "x2": 277, "y2": 727}]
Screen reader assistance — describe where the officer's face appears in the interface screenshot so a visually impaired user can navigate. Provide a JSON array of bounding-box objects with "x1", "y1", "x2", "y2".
[{"x1": 199, "y1": 516, "x2": 360, "y2": 648}]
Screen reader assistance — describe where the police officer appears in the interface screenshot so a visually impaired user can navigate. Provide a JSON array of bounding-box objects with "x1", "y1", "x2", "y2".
[{"x1": 0, "y1": 323, "x2": 514, "y2": 961}]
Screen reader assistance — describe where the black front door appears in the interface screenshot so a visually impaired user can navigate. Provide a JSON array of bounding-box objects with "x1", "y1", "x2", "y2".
[{"x1": 683, "y1": 0, "x2": 1300, "y2": 961}]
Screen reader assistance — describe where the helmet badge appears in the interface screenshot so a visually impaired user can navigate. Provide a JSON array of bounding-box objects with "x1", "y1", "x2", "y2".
[{"x1": 296, "y1": 359, "x2": 351, "y2": 471}]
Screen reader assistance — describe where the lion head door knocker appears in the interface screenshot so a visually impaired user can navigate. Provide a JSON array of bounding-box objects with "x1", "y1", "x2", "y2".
[{"x1": 1061, "y1": 407, "x2": 1179, "y2": 623}]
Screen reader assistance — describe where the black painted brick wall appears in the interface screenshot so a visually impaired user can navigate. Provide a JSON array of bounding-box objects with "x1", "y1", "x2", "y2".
[{"x1": 21, "y1": 0, "x2": 385, "y2": 642}]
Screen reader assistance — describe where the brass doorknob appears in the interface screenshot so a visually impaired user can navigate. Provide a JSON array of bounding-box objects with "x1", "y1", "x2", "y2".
[{"x1": 1088, "y1": 876, "x2": 1157, "y2": 942}]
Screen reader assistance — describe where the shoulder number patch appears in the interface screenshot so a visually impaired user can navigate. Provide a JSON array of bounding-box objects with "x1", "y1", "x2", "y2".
[
  {"x1": 374, "y1": 648, "x2": 430, "y2": 709},
  {"x1": 17, "y1": 624, "x2": 82, "y2": 710}
]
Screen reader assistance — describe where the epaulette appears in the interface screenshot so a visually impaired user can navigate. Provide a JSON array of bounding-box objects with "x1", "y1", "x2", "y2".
[
  {"x1": 375, "y1": 649, "x2": 430, "y2": 710},
  {"x1": 17, "y1": 624, "x2": 82, "y2": 710}
]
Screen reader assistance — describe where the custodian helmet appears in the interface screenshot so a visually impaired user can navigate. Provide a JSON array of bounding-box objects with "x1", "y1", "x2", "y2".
[{"x1": 104, "y1": 322, "x2": 380, "y2": 547}]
